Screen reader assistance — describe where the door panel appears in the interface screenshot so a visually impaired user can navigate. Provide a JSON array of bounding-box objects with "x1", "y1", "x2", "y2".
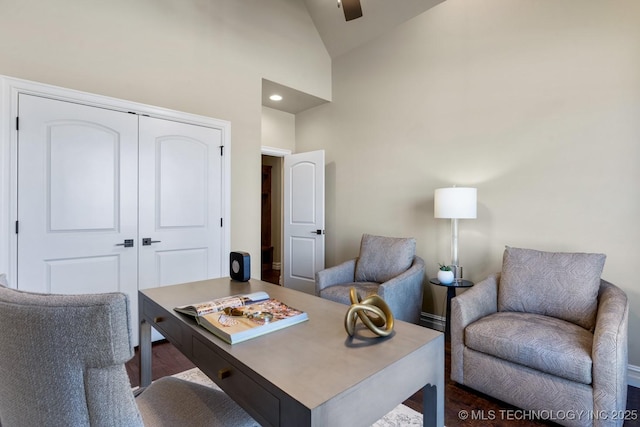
[
  {"x1": 47, "y1": 256, "x2": 121, "y2": 294},
  {"x1": 290, "y1": 163, "x2": 316, "y2": 223},
  {"x1": 290, "y1": 237, "x2": 316, "y2": 280},
  {"x1": 17, "y1": 94, "x2": 138, "y2": 298},
  {"x1": 157, "y1": 137, "x2": 208, "y2": 228},
  {"x1": 49, "y1": 123, "x2": 120, "y2": 231},
  {"x1": 283, "y1": 150, "x2": 325, "y2": 294},
  {"x1": 155, "y1": 248, "x2": 209, "y2": 285},
  {"x1": 138, "y1": 116, "x2": 223, "y2": 290}
]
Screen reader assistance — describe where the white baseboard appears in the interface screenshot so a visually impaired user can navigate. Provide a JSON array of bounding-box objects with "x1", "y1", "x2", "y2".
[
  {"x1": 418, "y1": 311, "x2": 640, "y2": 390},
  {"x1": 420, "y1": 312, "x2": 444, "y2": 332}
]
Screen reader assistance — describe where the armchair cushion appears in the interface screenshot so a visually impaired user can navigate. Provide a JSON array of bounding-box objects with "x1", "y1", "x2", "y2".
[
  {"x1": 465, "y1": 311, "x2": 593, "y2": 384},
  {"x1": 315, "y1": 259, "x2": 357, "y2": 294},
  {"x1": 499, "y1": 246, "x2": 605, "y2": 330},
  {"x1": 355, "y1": 234, "x2": 415, "y2": 283},
  {"x1": 319, "y1": 282, "x2": 380, "y2": 305}
]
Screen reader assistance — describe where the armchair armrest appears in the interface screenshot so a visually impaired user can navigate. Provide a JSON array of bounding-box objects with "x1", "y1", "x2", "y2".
[
  {"x1": 592, "y1": 280, "x2": 628, "y2": 422},
  {"x1": 378, "y1": 256, "x2": 425, "y2": 323},
  {"x1": 314, "y1": 259, "x2": 357, "y2": 295},
  {"x1": 450, "y1": 273, "x2": 499, "y2": 383}
]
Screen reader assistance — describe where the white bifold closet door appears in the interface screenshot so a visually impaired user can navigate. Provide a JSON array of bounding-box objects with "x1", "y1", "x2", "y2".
[{"x1": 17, "y1": 94, "x2": 224, "y2": 343}]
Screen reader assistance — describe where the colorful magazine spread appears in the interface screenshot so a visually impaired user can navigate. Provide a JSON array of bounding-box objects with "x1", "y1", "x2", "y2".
[{"x1": 174, "y1": 293, "x2": 308, "y2": 344}]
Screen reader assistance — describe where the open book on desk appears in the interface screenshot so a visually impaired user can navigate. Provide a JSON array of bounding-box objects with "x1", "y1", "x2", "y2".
[{"x1": 174, "y1": 292, "x2": 308, "y2": 344}]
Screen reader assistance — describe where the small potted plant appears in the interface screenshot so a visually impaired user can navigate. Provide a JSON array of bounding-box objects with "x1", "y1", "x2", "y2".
[{"x1": 437, "y1": 263, "x2": 454, "y2": 284}]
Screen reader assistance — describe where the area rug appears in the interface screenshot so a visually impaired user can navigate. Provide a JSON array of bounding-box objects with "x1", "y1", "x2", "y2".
[{"x1": 172, "y1": 367, "x2": 423, "y2": 426}]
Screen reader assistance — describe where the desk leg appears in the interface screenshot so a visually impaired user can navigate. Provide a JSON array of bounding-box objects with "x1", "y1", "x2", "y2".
[
  {"x1": 139, "y1": 319, "x2": 152, "y2": 388},
  {"x1": 423, "y1": 383, "x2": 444, "y2": 427},
  {"x1": 423, "y1": 333, "x2": 445, "y2": 427}
]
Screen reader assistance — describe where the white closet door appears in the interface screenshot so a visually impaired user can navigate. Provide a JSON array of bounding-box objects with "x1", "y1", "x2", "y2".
[
  {"x1": 17, "y1": 94, "x2": 139, "y2": 299},
  {"x1": 138, "y1": 116, "x2": 223, "y2": 290}
]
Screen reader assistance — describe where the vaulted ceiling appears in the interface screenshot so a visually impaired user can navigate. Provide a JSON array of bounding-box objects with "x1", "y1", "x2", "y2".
[
  {"x1": 303, "y1": 0, "x2": 445, "y2": 59},
  {"x1": 262, "y1": 0, "x2": 445, "y2": 114}
]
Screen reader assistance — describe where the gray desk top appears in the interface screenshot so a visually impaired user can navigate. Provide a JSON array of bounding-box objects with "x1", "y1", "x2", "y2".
[{"x1": 141, "y1": 277, "x2": 443, "y2": 410}]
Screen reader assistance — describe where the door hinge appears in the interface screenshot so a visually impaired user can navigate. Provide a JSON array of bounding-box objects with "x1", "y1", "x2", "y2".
[
  {"x1": 16, "y1": 117, "x2": 19, "y2": 131},
  {"x1": 220, "y1": 146, "x2": 224, "y2": 156},
  {"x1": 15, "y1": 221, "x2": 19, "y2": 234}
]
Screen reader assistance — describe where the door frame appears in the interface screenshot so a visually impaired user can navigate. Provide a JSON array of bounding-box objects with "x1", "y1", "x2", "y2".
[
  {"x1": 0, "y1": 75, "x2": 231, "y2": 286},
  {"x1": 261, "y1": 146, "x2": 325, "y2": 293},
  {"x1": 261, "y1": 146, "x2": 290, "y2": 282},
  {"x1": 261, "y1": 146, "x2": 291, "y2": 157}
]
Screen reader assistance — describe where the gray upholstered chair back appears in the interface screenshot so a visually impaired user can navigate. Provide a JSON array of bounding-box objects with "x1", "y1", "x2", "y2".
[
  {"x1": 0, "y1": 286, "x2": 144, "y2": 426},
  {"x1": 316, "y1": 234, "x2": 425, "y2": 323}
]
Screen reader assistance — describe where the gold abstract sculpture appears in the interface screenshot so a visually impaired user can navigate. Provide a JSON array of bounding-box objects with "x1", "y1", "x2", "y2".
[{"x1": 344, "y1": 287, "x2": 394, "y2": 337}]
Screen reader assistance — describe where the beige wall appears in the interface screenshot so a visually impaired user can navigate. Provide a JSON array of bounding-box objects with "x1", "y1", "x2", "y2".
[
  {"x1": 296, "y1": 0, "x2": 640, "y2": 366},
  {"x1": 262, "y1": 106, "x2": 296, "y2": 152},
  {"x1": 0, "y1": 0, "x2": 331, "y2": 278}
]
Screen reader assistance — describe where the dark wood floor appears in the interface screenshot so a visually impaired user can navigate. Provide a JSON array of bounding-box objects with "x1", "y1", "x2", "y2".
[
  {"x1": 126, "y1": 340, "x2": 640, "y2": 427},
  {"x1": 261, "y1": 267, "x2": 280, "y2": 285}
]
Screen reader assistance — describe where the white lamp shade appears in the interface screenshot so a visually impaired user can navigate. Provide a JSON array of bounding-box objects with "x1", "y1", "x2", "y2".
[{"x1": 434, "y1": 187, "x2": 477, "y2": 219}]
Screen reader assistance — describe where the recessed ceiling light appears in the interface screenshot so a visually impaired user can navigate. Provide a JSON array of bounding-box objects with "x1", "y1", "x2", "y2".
[{"x1": 269, "y1": 94, "x2": 283, "y2": 101}]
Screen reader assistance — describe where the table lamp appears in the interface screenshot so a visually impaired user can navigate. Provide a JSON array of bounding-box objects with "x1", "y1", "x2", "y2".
[{"x1": 434, "y1": 187, "x2": 477, "y2": 282}]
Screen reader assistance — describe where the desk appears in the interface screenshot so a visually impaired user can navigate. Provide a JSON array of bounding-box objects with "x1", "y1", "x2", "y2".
[
  {"x1": 429, "y1": 278, "x2": 473, "y2": 339},
  {"x1": 139, "y1": 278, "x2": 444, "y2": 427}
]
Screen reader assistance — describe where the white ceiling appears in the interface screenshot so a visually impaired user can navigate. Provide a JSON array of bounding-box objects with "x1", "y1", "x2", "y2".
[{"x1": 262, "y1": 0, "x2": 445, "y2": 114}]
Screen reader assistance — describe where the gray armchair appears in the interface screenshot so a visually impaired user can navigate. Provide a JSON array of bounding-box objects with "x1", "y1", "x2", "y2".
[
  {"x1": 315, "y1": 234, "x2": 425, "y2": 324},
  {"x1": 0, "y1": 284, "x2": 257, "y2": 426},
  {"x1": 451, "y1": 247, "x2": 628, "y2": 427}
]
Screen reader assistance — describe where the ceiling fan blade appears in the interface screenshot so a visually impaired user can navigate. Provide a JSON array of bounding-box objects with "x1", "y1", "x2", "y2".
[{"x1": 341, "y1": 0, "x2": 363, "y2": 21}]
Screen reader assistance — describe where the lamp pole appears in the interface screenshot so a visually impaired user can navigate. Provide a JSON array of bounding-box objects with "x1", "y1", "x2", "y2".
[{"x1": 451, "y1": 217, "x2": 460, "y2": 281}]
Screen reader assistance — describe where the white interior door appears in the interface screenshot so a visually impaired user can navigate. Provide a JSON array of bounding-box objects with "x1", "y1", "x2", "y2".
[
  {"x1": 17, "y1": 94, "x2": 139, "y2": 299},
  {"x1": 283, "y1": 150, "x2": 325, "y2": 294},
  {"x1": 138, "y1": 116, "x2": 224, "y2": 289}
]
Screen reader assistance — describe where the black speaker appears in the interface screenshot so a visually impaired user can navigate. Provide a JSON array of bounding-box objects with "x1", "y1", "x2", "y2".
[{"x1": 230, "y1": 251, "x2": 251, "y2": 282}]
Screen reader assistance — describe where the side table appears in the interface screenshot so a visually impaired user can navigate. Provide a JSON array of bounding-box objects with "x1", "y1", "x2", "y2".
[{"x1": 429, "y1": 278, "x2": 474, "y2": 339}]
